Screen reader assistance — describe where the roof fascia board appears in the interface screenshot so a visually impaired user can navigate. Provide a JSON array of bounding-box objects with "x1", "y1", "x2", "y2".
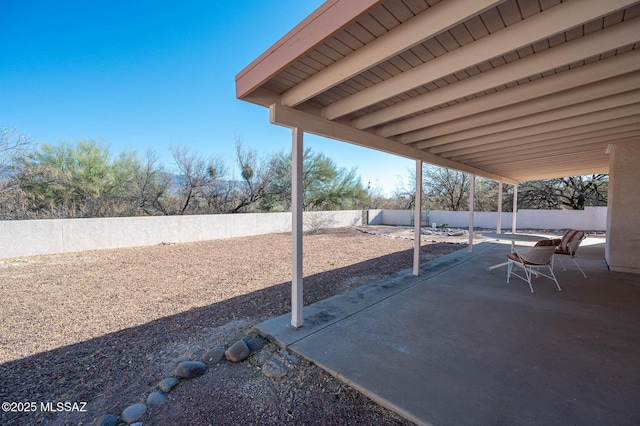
[
  {"x1": 269, "y1": 103, "x2": 517, "y2": 184},
  {"x1": 235, "y1": 0, "x2": 384, "y2": 100},
  {"x1": 237, "y1": 87, "x2": 281, "y2": 108}
]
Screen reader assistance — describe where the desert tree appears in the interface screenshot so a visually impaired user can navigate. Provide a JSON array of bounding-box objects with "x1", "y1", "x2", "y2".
[
  {"x1": 1, "y1": 127, "x2": 31, "y2": 171},
  {"x1": 116, "y1": 149, "x2": 173, "y2": 215},
  {"x1": 17, "y1": 140, "x2": 130, "y2": 217},
  {"x1": 389, "y1": 172, "x2": 419, "y2": 210},
  {"x1": 473, "y1": 177, "x2": 501, "y2": 212},
  {"x1": 227, "y1": 139, "x2": 276, "y2": 213},
  {"x1": 365, "y1": 181, "x2": 409, "y2": 209},
  {"x1": 0, "y1": 128, "x2": 32, "y2": 219},
  {"x1": 391, "y1": 164, "x2": 511, "y2": 212},
  {"x1": 423, "y1": 165, "x2": 471, "y2": 211},
  {"x1": 261, "y1": 147, "x2": 368, "y2": 211},
  {"x1": 170, "y1": 144, "x2": 227, "y2": 215},
  {"x1": 303, "y1": 155, "x2": 367, "y2": 210},
  {"x1": 396, "y1": 165, "x2": 469, "y2": 211},
  {"x1": 518, "y1": 175, "x2": 608, "y2": 210}
]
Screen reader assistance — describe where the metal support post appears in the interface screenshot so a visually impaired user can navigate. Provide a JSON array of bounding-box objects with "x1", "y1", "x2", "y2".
[{"x1": 291, "y1": 128, "x2": 304, "y2": 328}]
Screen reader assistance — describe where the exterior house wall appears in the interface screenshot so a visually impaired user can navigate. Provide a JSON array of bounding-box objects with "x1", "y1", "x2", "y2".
[{"x1": 606, "y1": 141, "x2": 640, "y2": 274}]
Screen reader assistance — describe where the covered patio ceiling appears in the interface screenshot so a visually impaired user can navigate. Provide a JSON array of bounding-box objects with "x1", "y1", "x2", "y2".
[{"x1": 236, "y1": 0, "x2": 640, "y2": 184}]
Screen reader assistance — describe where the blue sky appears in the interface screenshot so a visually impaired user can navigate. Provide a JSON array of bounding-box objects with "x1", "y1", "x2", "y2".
[{"x1": 0, "y1": 0, "x2": 413, "y2": 195}]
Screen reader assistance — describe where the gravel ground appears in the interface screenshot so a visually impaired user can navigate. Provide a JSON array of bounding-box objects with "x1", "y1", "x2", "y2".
[{"x1": 0, "y1": 226, "x2": 470, "y2": 425}]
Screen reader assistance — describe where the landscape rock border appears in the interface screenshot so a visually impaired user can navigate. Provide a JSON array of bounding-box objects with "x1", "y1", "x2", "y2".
[{"x1": 92, "y1": 331, "x2": 295, "y2": 425}]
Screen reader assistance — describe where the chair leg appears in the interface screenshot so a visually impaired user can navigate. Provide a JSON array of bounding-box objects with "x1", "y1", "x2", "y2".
[
  {"x1": 556, "y1": 254, "x2": 587, "y2": 278},
  {"x1": 547, "y1": 265, "x2": 562, "y2": 291},
  {"x1": 572, "y1": 257, "x2": 587, "y2": 278},
  {"x1": 555, "y1": 254, "x2": 567, "y2": 271},
  {"x1": 524, "y1": 265, "x2": 534, "y2": 293},
  {"x1": 507, "y1": 260, "x2": 537, "y2": 292}
]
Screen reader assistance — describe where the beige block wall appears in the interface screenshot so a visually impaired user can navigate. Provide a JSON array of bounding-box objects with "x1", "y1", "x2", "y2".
[
  {"x1": 606, "y1": 141, "x2": 640, "y2": 273},
  {"x1": 0, "y1": 211, "x2": 362, "y2": 259}
]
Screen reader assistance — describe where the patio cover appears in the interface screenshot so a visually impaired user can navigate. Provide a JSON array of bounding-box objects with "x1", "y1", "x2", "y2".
[
  {"x1": 236, "y1": 0, "x2": 640, "y2": 325},
  {"x1": 236, "y1": 0, "x2": 640, "y2": 182}
]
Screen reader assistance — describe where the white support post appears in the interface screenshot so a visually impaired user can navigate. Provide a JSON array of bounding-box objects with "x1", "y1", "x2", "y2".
[
  {"x1": 497, "y1": 181, "x2": 503, "y2": 234},
  {"x1": 469, "y1": 174, "x2": 475, "y2": 252},
  {"x1": 413, "y1": 160, "x2": 422, "y2": 276},
  {"x1": 291, "y1": 128, "x2": 304, "y2": 328},
  {"x1": 512, "y1": 184, "x2": 518, "y2": 236}
]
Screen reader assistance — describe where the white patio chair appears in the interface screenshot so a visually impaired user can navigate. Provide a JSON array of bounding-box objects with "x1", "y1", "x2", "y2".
[
  {"x1": 553, "y1": 229, "x2": 587, "y2": 278},
  {"x1": 506, "y1": 244, "x2": 561, "y2": 293}
]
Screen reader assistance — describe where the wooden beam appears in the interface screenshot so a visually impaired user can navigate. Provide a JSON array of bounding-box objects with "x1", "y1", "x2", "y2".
[
  {"x1": 485, "y1": 150, "x2": 610, "y2": 172},
  {"x1": 508, "y1": 165, "x2": 611, "y2": 181},
  {"x1": 418, "y1": 96, "x2": 640, "y2": 149},
  {"x1": 270, "y1": 104, "x2": 518, "y2": 184},
  {"x1": 381, "y1": 51, "x2": 640, "y2": 138},
  {"x1": 353, "y1": 18, "x2": 640, "y2": 129},
  {"x1": 421, "y1": 108, "x2": 640, "y2": 153},
  {"x1": 283, "y1": 0, "x2": 502, "y2": 107},
  {"x1": 324, "y1": 0, "x2": 638, "y2": 121},
  {"x1": 444, "y1": 125, "x2": 640, "y2": 159},
  {"x1": 452, "y1": 132, "x2": 640, "y2": 163},
  {"x1": 396, "y1": 72, "x2": 640, "y2": 143},
  {"x1": 475, "y1": 142, "x2": 611, "y2": 167}
]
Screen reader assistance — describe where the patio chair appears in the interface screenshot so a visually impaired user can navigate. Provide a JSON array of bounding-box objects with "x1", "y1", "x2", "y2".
[
  {"x1": 507, "y1": 242, "x2": 561, "y2": 293},
  {"x1": 553, "y1": 229, "x2": 587, "y2": 278}
]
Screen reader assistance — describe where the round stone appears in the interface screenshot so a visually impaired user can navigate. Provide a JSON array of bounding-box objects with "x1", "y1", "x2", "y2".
[
  {"x1": 93, "y1": 414, "x2": 118, "y2": 426},
  {"x1": 225, "y1": 340, "x2": 251, "y2": 362},
  {"x1": 146, "y1": 390, "x2": 169, "y2": 407},
  {"x1": 174, "y1": 361, "x2": 207, "y2": 379},
  {"x1": 202, "y1": 347, "x2": 225, "y2": 365},
  {"x1": 246, "y1": 337, "x2": 267, "y2": 353},
  {"x1": 121, "y1": 403, "x2": 146, "y2": 423},
  {"x1": 158, "y1": 377, "x2": 181, "y2": 393}
]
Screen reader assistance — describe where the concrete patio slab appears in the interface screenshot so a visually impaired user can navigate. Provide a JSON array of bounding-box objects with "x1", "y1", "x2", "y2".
[
  {"x1": 256, "y1": 241, "x2": 497, "y2": 348},
  {"x1": 255, "y1": 239, "x2": 640, "y2": 426}
]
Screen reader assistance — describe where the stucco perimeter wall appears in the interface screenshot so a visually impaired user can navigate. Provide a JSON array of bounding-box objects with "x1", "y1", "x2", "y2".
[
  {"x1": 368, "y1": 207, "x2": 607, "y2": 231},
  {"x1": 0, "y1": 210, "x2": 362, "y2": 259}
]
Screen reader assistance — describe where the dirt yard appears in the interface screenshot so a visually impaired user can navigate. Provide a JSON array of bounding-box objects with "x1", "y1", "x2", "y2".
[{"x1": 0, "y1": 226, "x2": 471, "y2": 425}]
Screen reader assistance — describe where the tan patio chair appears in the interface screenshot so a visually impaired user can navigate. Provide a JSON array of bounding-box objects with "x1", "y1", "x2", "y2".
[
  {"x1": 507, "y1": 242, "x2": 561, "y2": 293},
  {"x1": 552, "y1": 229, "x2": 587, "y2": 278}
]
